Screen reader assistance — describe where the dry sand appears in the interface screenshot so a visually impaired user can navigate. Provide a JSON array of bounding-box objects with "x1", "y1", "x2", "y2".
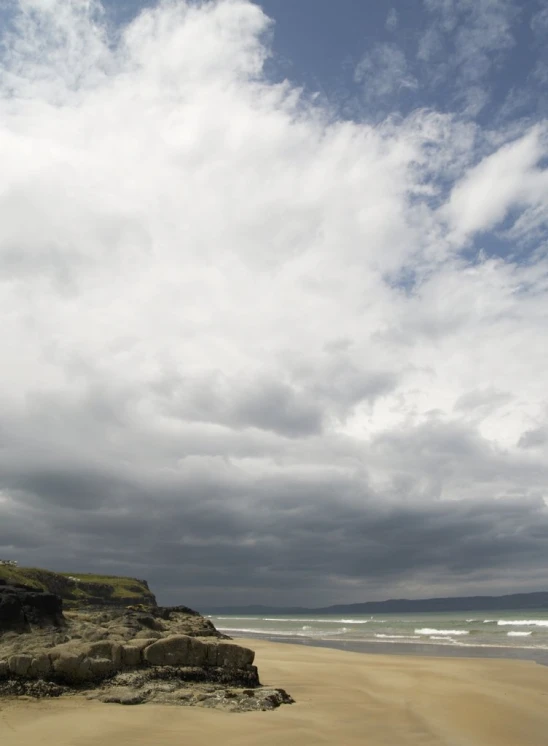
[{"x1": 1, "y1": 638, "x2": 548, "y2": 746}]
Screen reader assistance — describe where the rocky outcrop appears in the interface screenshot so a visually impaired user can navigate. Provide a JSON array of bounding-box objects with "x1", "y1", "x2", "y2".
[
  {"x1": 0, "y1": 582, "x2": 64, "y2": 633},
  {"x1": 0, "y1": 597, "x2": 294, "y2": 712},
  {"x1": 0, "y1": 567, "x2": 156, "y2": 609},
  {"x1": 0, "y1": 634, "x2": 257, "y2": 684}
]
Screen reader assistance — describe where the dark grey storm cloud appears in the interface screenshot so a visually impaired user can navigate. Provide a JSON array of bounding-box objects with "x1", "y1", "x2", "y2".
[
  {"x1": 2, "y1": 399, "x2": 548, "y2": 607},
  {"x1": 154, "y1": 373, "x2": 325, "y2": 437},
  {"x1": 2, "y1": 470, "x2": 548, "y2": 607}
]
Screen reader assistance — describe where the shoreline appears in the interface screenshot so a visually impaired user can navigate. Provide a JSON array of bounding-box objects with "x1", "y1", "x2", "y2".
[
  {"x1": 227, "y1": 631, "x2": 548, "y2": 666},
  {"x1": 2, "y1": 637, "x2": 548, "y2": 745}
]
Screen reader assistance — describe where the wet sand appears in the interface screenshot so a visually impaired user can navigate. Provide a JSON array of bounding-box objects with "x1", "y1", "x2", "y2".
[
  {"x1": 249, "y1": 633, "x2": 548, "y2": 666},
  {"x1": 1, "y1": 637, "x2": 547, "y2": 746}
]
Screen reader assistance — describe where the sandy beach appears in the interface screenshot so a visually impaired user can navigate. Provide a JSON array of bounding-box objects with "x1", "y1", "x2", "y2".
[{"x1": 1, "y1": 638, "x2": 547, "y2": 746}]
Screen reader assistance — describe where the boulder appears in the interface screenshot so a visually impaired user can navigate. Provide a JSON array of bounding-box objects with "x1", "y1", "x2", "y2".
[
  {"x1": 121, "y1": 645, "x2": 142, "y2": 667},
  {"x1": 144, "y1": 635, "x2": 191, "y2": 666},
  {"x1": 134, "y1": 629, "x2": 162, "y2": 640},
  {"x1": 142, "y1": 636, "x2": 255, "y2": 670},
  {"x1": 29, "y1": 653, "x2": 52, "y2": 678},
  {"x1": 125, "y1": 637, "x2": 158, "y2": 651},
  {"x1": 45, "y1": 640, "x2": 127, "y2": 683},
  {"x1": 203, "y1": 644, "x2": 219, "y2": 666},
  {"x1": 86, "y1": 641, "x2": 123, "y2": 667},
  {"x1": 0, "y1": 660, "x2": 8, "y2": 679},
  {"x1": 187, "y1": 638, "x2": 207, "y2": 666},
  {"x1": 50, "y1": 650, "x2": 88, "y2": 682},
  {"x1": 83, "y1": 627, "x2": 110, "y2": 642},
  {"x1": 216, "y1": 642, "x2": 255, "y2": 668},
  {"x1": 8, "y1": 654, "x2": 32, "y2": 677},
  {"x1": 88, "y1": 658, "x2": 115, "y2": 679},
  {"x1": 135, "y1": 615, "x2": 165, "y2": 632}
]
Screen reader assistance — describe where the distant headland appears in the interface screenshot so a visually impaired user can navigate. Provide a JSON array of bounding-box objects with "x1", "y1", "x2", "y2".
[{"x1": 205, "y1": 591, "x2": 548, "y2": 616}]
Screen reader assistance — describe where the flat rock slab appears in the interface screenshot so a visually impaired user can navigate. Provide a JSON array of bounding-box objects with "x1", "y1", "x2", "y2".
[{"x1": 91, "y1": 683, "x2": 294, "y2": 711}]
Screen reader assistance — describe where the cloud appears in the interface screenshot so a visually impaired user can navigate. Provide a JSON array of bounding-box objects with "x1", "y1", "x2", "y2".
[
  {"x1": 153, "y1": 372, "x2": 325, "y2": 437},
  {"x1": 0, "y1": 0, "x2": 548, "y2": 606},
  {"x1": 354, "y1": 42, "x2": 418, "y2": 114},
  {"x1": 419, "y1": 0, "x2": 518, "y2": 116},
  {"x1": 443, "y1": 125, "x2": 548, "y2": 242},
  {"x1": 518, "y1": 426, "x2": 548, "y2": 449},
  {"x1": 531, "y1": 0, "x2": 548, "y2": 98},
  {"x1": 354, "y1": 0, "x2": 524, "y2": 122},
  {"x1": 385, "y1": 8, "x2": 399, "y2": 32}
]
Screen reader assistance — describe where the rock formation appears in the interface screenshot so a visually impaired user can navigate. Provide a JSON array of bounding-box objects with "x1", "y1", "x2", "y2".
[
  {"x1": 0, "y1": 584, "x2": 294, "y2": 712},
  {"x1": 0, "y1": 582, "x2": 65, "y2": 632},
  {"x1": 0, "y1": 566, "x2": 156, "y2": 609}
]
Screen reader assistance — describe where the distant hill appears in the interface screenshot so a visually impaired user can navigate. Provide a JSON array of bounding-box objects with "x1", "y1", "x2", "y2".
[
  {"x1": 204, "y1": 591, "x2": 548, "y2": 616},
  {"x1": 0, "y1": 564, "x2": 156, "y2": 608}
]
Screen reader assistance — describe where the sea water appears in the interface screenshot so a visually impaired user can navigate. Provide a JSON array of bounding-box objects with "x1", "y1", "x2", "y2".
[{"x1": 208, "y1": 609, "x2": 548, "y2": 658}]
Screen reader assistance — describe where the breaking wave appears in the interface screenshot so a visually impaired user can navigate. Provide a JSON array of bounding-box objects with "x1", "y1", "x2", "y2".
[
  {"x1": 497, "y1": 620, "x2": 548, "y2": 627},
  {"x1": 375, "y1": 634, "x2": 420, "y2": 640},
  {"x1": 262, "y1": 618, "x2": 371, "y2": 624},
  {"x1": 215, "y1": 626, "x2": 351, "y2": 638}
]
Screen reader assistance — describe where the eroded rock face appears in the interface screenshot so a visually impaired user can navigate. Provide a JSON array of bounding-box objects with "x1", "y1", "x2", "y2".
[
  {"x1": 0, "y1": 635, "x2": 259, "y2": 685},
  {"x1": 0, "y1": 634, "x2": 270, "y2": 710},
  {"x1": 0, "y1": 583, "x2": 64, "y2": 632},
  {"x1": 0, "y1": 596, "x2": 294, "y2": 712},
  {"x1": 0, "y1": 632, "x2": 278, "y2": 710}
]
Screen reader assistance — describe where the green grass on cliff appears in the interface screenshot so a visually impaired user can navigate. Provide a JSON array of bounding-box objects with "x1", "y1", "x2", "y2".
[
  {"x1": 59, "y1": 572, "x2": 152, "y2": 599},
  {"x1": 0, "y1": 565, "x2": 44, "y2": 588},
  {"x1": 0, "y1": 566, "x2": 156, "y2": 606}
]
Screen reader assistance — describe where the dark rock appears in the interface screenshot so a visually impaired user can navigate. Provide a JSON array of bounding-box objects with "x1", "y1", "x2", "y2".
[
  {"x1": 0, "y1": 585, "x2": 64, "y2": 633},
  {"x1": 135, "y1": 614, "x2": 165, "y2": 631},
  {"x1": 0, "y1": 678, "x2": 69, "y2": 698},
  {"x1": 160, "y1": 605, "x2": 201, "y2": 617},
  {"x1": 91, "y1": 674, "x2": 293, "y2": 710}
]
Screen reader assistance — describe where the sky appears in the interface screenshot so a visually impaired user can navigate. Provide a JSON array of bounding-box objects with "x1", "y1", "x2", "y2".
[{"x1": 0, "y1": 0, "x2": 547, "y2": 608}]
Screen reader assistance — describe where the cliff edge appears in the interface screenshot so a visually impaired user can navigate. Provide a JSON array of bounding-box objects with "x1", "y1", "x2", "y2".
[{"x1": 0, "y1": 565, "x2": 156, "y2": 608}]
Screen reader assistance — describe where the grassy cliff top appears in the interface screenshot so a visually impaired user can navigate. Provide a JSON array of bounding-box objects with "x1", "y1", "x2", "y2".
[{"x1": 0, "y1": 565, "x2": 156, "y2": 607}]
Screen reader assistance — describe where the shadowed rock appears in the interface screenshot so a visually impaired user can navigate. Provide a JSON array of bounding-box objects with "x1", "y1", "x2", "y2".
[{"x1": 0, "y1": 583, "x2": 64, "y2": 632}]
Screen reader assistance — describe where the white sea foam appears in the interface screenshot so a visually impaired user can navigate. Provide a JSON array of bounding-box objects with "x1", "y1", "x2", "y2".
[
  {"x1": 216, "y1": 627, "x2": 320, "y2": 638},
  {"x1": 216, "y1": 627, "x2": 296, "y2": 636},
  {"x1": 507, "y1": 631, "x2": 533, "y2": 637},
  {"x1": 429, "y1": 636, "x2": 457, "y2": 641},
  {"x1": 262, "y1": 617, "x2": 369, "y2": 624},
  {"x1": 212, "y1": 616, "x2": 261, "y2": 621},
  {"x1": 415, "y1": 628, "x2": 469, "y2": 636},
  {"x1": 375, "y1": 634, "x2": 420, "y2": 640},
  {"x1": 216, "y1": 626, "x2": 351, "y2": 638},
  {"x1": 497, "y1": 620, "x2": 548, "y2": 627}
]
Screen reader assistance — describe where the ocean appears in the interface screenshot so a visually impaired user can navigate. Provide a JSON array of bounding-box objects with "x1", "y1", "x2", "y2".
[{"x1": 208, "y1": 609, "x2": 548, "y2": 664}]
